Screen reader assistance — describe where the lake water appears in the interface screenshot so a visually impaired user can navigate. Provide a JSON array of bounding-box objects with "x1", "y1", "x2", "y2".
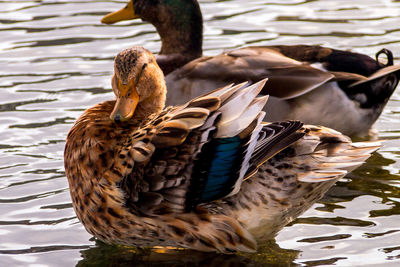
[{"x1": 1, "y1": 0, "x2": 400, "y2": 266}]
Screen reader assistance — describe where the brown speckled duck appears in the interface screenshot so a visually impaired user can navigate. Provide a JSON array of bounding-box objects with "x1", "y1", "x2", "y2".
[
  {"x1": 64, "y1": 46, "x2": 380, "y2": 253},
  {"x1": 101, "y1": 0, "x2": 400, "y2": 137}
]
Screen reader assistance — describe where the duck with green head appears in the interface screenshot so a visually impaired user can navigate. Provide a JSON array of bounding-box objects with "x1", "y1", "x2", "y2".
[
  {"x1": 65, "y1": 46, "x2": 380, "y2": 252},
  {"x1": 102, "y1": 0, "x2": 400, "y2": 137},
  {"x1": 102, "y1": 0, "x2": 203, "y2": 74}
]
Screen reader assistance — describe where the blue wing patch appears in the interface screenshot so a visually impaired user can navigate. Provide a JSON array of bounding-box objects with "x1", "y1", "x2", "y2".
[{"x1": 187, "y1": 136, "x2": 244, "y2": 208}]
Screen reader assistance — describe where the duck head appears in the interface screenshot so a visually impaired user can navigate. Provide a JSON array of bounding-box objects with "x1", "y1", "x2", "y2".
[
  {"x1": 101, "y1": 0, "x2": 203, "y2": 74},
  {"x1": 110, "y1": 46, "x2": 166, "y2": 123}
]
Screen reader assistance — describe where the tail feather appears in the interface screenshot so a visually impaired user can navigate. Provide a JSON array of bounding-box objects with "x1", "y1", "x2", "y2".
[
  {"x1": 349, "y1": 64, "x2": 400, "y2": 87},
  {"x1": 290, "y1": 129, "x2": 382, "y2": 182}
]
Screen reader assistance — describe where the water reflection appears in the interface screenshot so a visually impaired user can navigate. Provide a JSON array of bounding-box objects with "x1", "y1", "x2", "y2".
[{"x1": 76, "y1": 240, "x2": 300, "y2": 267}]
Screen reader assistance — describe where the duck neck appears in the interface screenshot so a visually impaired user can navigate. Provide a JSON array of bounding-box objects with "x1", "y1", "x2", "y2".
[{"x1": 152, "y1": 1, "x2": 203, "y2": 74}]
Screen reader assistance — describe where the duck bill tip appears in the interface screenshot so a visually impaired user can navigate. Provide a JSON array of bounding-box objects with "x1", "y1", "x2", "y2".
[
  {"x1": 110, "y1": 94, "x2": 139, "y2": 123},
  {"x1": 101, "y1": 0, "x2": 139, "y2": 24}
]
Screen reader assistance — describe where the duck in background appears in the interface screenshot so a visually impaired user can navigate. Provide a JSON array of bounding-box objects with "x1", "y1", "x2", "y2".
[
  {"x1": 101, "y1": 0, "x2": 400, "y2": 137},
  {"x1": 64, "y1": 46, "x2": 380, "y2": 253}
]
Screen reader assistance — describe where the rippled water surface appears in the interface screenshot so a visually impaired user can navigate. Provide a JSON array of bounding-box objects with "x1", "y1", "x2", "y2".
[{"x1": 1, "y1": 0, "x2": 400, "y2": 266}]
